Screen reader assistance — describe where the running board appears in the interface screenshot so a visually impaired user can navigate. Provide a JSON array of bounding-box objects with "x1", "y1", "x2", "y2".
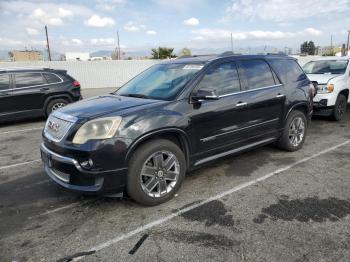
[{"x1": 194, "y1": 137, "x2": 276, "y2": 166}]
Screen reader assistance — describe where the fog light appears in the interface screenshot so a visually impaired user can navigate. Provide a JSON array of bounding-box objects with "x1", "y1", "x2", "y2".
[{"x1": 80, "y1": 158, "x2": 94, "y2": 169}]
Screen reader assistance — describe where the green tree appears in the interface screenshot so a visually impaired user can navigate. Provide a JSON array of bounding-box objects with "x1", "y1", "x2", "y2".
[
  {"x1": 178, "y1": 48, "x2": 192, "y2": 57},
  {"x1": 151, "y1": 47, "x2": 176, "y2": 59},
  {"x1": 308, "y1": 41, "x2": 316, "y2": 55},
  {"x1": 300, "y1": 41, "x2": 316, "y2": 55},
  {"x1": 300, "y1": 41, "x2": 308, "y2": 54}
]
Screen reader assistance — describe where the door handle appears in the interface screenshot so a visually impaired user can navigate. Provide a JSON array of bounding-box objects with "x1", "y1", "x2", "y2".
[
  {"x1": 0, "y1": 92, "x2": 9, "y2": 96},
  {"x1": 276, "y1": 94, "x2": 286, "y2": 98},
  {"x1": 40, "y1": 87, "x2": 49, "y2": 91},
  {"x1": 236, "y1": 102, "x2": 247, "y2": 107}
]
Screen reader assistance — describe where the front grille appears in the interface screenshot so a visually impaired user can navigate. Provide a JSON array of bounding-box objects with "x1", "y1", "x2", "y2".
[{"x1": 44, "y1": 114, "x2": 75, "y2": 142}]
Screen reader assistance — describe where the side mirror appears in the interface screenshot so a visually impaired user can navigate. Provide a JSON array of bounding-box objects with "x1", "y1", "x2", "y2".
[{"x1": 192, "y1": 88, "x2": 219, "y2": 101}]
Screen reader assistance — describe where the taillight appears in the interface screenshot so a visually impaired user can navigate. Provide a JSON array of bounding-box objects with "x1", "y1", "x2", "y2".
[{"x1": 72, "y1": 80, "x2": 80, "y2": 87}]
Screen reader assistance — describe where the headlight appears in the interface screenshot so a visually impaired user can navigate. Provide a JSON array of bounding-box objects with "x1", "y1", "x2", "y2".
[
  {"x1": 317, "y1": 84, "x2": 334, "y2": 94},
  {"x1": 72, "y1": 116, "x2": 122, "y2": 144}
]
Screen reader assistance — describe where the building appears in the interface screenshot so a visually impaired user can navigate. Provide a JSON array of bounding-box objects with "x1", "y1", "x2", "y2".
[
  {"x1": 10, "y1": 50, "x2": 43, "y2": 61},
  {"x1": 65, "y1": 52, "x2": 90, "y2": 61}
]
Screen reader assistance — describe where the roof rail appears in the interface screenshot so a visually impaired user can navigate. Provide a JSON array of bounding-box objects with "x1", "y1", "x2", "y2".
[
  {"x1": 0, "y1": 66, "x2": 52, "y2": 71},
  {"x1": 266, "y1": 53, "x2": 287, "y2": 56},
  {"x1": 218, "y1": 51, "x2": 235, "y2": 57}
]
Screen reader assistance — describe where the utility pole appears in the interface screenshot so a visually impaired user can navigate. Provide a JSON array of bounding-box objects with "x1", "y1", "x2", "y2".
[
  {"x1": 45, "y1": 25, "x2": 51, "y2": 61},
  {"x1": 330, "y1": 34, "x2": 333, "y2": 55},
  {"x1": 116, "y1": 30, "x2": 121, "y2": 59},
  {"x1": 230, "y1": 32, "x2": 234, "y2": 53},
  {"x1": 346, "y1": 30, "x2": 350, "y2": 56}
]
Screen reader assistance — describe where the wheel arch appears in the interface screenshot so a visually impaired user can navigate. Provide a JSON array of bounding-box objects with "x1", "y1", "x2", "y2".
[
  {"x1": 339, "y1": 89, "x2": 349, "y2": 101},
  {"x1": 125, "y1": 128, "x2": 191, "y2": 169},
  {"x1": 43, "y1": 94, "x2": 73, "y2": 115},
  {"x1": 285, "y1": 102, "x2": 309, "y2": 121}
]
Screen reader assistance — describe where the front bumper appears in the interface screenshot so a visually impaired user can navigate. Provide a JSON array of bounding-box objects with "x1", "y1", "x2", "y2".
[{"x1": 40, "y1": 143, "x2": 127, "y2": 194}]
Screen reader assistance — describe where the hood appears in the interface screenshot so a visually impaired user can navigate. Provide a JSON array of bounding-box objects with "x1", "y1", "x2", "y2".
[
  {"x1": 57, "y1": 95, "x2": 162, "y2": 120},
  {"x1": 306, "y1": 74, "x2": 342, "y2": 84}
]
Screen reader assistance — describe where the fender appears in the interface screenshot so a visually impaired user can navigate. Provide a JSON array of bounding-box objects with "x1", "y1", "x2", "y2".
[
  {"x1": 125, "y1": 127, "x2": 191, "y2": 168},
  {"x1": 285, "y1": 101, "x2": 310, "y2": 121},
  {"x1": 43, "y1": 94, "x2": 73, "y2": 111}
]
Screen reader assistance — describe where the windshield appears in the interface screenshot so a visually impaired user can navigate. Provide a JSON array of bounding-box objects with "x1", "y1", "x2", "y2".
[
  {"x1": 115, "y1": 63, "x2": 204, "y2": 100},
  {"x1": 303, "y1": 60, "x2": 349, "y2": 75}
]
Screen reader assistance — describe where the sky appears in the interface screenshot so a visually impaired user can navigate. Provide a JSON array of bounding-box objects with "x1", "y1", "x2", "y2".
[{"x1": 0, "y1": 0, "x2": 350, "y2": 55}]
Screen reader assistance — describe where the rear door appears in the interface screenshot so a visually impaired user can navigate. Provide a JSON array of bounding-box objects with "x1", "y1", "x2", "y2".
[
  {"x1": 236, "y1": 59, "x2": 285, "y2": 138},
  {"x1": 12, "y1": 72, "x2": 48, "y2": 113},
  {"x1": 0, "y1": 73, "x2": 13, "y2": 116}
]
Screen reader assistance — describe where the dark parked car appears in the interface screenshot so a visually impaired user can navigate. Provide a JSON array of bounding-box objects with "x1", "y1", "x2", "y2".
[
  {"x1": 41, "y1": 53, "x2": 314, "y2": 205},
  {"x1": 0, "y1": 68, "x2": 81, "y2": 122}
]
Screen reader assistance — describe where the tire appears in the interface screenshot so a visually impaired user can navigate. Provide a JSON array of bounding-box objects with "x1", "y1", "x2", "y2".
[
  {"x1": 45, "y1": 98, "x2": 69, "y2": 117},
  {"x1": 277, "y1": 110, "x2": 307, "y2": 152},
  {"x1": 331, "y1": 94, "x2": 347, "y2": 121},
  {"x1": 127, "y1": 139, "x2": 186, "y2": 206}
]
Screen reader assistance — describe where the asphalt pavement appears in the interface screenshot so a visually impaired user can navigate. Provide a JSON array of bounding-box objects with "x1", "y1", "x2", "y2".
[{"x1": 0, "y1": 88, "x2": 349, "y2": 262}]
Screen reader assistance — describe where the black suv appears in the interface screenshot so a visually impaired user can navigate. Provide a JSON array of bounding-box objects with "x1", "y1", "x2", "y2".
[
  {"x1": 0, "y1": 68, "x2": 81, "y2": 122},
  {"x1": 40, "y1": 54, "x2": 313, "y2": 205}
]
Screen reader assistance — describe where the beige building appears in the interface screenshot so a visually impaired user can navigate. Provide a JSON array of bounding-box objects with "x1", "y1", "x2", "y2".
[{"x1": 10, "y1": 50, "x2": 43, "y2": 61}]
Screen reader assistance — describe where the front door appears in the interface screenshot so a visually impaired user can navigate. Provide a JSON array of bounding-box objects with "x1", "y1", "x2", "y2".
[{"x1": 189, "y1": 61, "x2": 255, "y2": 159}]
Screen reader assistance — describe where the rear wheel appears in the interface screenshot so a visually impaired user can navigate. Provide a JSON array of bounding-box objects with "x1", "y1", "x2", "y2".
[
  {"x1": 127, "y1": 139, "x2": 186, "y2": 206},
  {"x1": 45, "y1": 98, "x2": 69, "y2": 117},
  {"x1": 331, "y1": 94, "x2": 347, "y2": 121},
  {"x1": 277, "y1": 110, "x2": 307, "y2": 152}
]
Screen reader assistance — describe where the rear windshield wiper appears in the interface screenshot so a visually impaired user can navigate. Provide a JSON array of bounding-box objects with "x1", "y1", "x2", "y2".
[{"x1": 121, "y1": 93, "x2": 150, "y2": 99}]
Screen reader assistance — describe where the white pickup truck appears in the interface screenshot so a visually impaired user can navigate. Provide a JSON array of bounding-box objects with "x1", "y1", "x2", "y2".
[{"x1": 303, "y1": 57, "x2": 350, "y2": 121}]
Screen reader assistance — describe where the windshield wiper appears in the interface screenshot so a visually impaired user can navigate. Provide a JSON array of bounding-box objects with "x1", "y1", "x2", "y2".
[{"x1": 121, "y1": 93, "x2": 150, "y2": 99}]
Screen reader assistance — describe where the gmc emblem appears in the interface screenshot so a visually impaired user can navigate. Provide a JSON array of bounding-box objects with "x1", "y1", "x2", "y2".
[{"x1": 48, "y1": 121, "x2": 59, "y2": 132}]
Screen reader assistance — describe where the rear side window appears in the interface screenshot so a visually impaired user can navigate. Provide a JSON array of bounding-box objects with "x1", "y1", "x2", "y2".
[
  {"x1": 43, "y1": 73, "x2": 61, "y2": 84},
  {"x1": 14, "y1": 73, "x2": 46, "y2": 88},
  {"x1": 196, "y1": 62, "x2": 241, "y2": 96},
  {"x1": 269, "y1": 59, "x2": 306, "y2": 83},
  {"x1": 239, "y1": 60, "x2": 275, "y2": 90},
  {"x1": 0, "y1": 74, "x2": 10, "y2": 90}
]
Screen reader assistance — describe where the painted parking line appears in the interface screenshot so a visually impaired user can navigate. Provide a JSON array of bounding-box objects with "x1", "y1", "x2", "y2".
[
  {"x1": 0, "y1": 159, "x2": 41, "y2": 171},
  {"x1": 0, "y1": 127, "x2": 43, "y2": 135},
  {"x1": 71, "y1": 139, "x2": 350, "y2": 259}
]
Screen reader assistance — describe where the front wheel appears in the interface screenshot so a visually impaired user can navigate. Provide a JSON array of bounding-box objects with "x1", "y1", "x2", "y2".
[
  {"x1": 331, "y1": 94, "x2": 347, "y2": 121},
  {"x1": 277, "y1": 110, "x2": 307, "y2": 152},
  {"x1": 127, "y1": 139, "x2": 186, "y2": 206}
]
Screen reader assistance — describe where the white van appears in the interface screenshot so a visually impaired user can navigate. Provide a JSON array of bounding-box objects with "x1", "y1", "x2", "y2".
[{"x1": 303, "y1": 57, "x2": 350, "y2": 120}]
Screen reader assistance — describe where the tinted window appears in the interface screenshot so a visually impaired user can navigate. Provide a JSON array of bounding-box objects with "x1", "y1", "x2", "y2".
[
  {"x1": 196, "y1": 62, "x2": 241, "y2": 96},
  {"x1": 239, "y1": 60, "x2": 275, "y2": 89},
  {"x1": 14, "y1": 73, "x2": 46, "y2": 88},
  {"x1": 270, "y1": 59, "x2": 306, "y2": 83},
  {"x1": 43, "y1": 73, "x2": 61, "y2": 84},
  {"x1": 0, "y1": 74, "x2": 9, "y2": 90}
]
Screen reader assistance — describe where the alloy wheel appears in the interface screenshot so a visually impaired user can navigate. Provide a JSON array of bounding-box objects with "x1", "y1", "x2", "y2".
[
  {"x1": 288, "y1": 116, "x2": 305, "y2": 147},
  {"x1": 52, "y1": 102, "x2": 66, "y2": 111},
  {"x1": 140, "y1": 150, "x2": 180, "y2": 198}
]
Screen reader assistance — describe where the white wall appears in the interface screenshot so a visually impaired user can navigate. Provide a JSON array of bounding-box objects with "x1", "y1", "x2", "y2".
[
  {"x1": 0, "y1": 60, "x2": 159, "y2": 89},
  {"x1": 0, "y1": 56, "x2": 336, "y2": 89}
]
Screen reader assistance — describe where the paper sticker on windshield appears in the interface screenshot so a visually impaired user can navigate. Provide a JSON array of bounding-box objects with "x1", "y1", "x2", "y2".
[{"x1": 183, "y1": 64, "x2": 204, "y2": 70}]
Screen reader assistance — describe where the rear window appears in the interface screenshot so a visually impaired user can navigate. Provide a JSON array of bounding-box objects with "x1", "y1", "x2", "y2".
[
  {"x1": 43, "y1": 73, "x2": 61, "y2": 84},
  {"x1": 269, "y1": 59, "x2": 306, "y2": 83},
  {"x1": 14, "y1": 73, "x2": 46, "y2": 88},
  {"x1": 0, "y1": 74, "x2": 10, "y2": 90},
  {"x1": 239, "y1": 59, "x2": 275, "y2": 89}
]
